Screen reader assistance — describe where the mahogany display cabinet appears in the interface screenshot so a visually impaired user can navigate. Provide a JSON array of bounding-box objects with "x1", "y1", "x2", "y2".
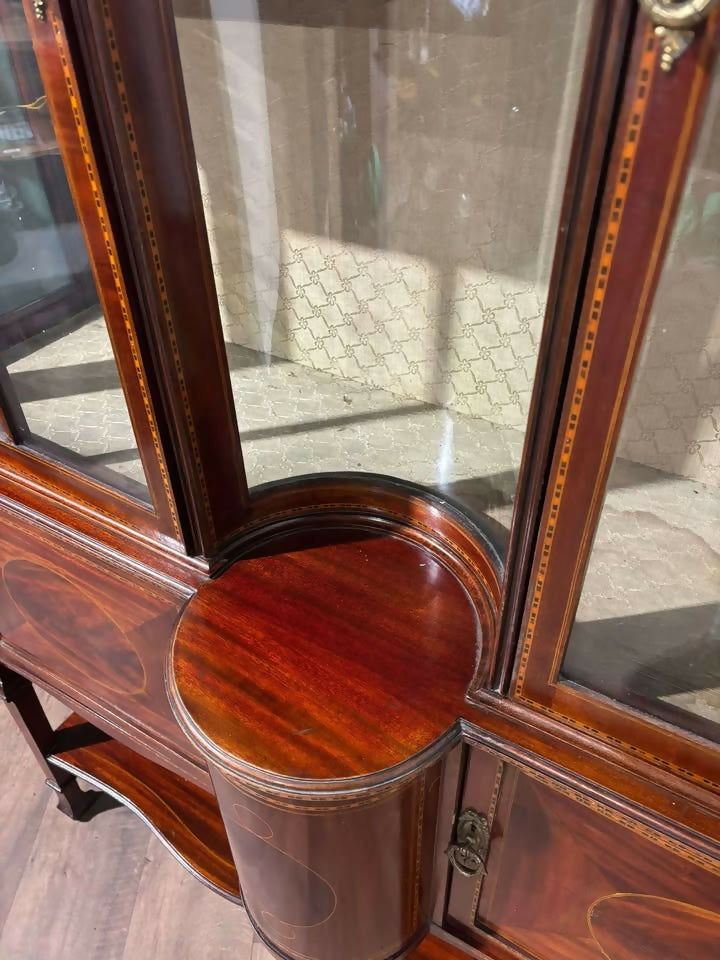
[{"x1": 1, "y1": 1, "x2": 719, "y2": 959}]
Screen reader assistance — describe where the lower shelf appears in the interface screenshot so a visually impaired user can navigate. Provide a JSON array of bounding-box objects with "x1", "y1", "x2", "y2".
[{"x1": 48, "y1": 713, "x2": 241, "y2": 903}]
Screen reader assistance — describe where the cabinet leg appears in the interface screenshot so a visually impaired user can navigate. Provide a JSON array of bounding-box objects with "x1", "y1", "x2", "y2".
[{"x1": 0, "y1": 665, "x2": 92, "y2": 820}]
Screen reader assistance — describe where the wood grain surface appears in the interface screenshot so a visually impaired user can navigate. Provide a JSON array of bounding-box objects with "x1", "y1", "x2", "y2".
[
  {"x1": 212, "y1": 757, "x2": 442, "y2": 960},
  {"x1": 169, "y1": 481, "x2": 503, "y2": 960},
  {"x1": 447, "y1": 749, "x2": 720, "y2": 960},
  {"x1": 409, "y1": 934, "x2": 473, "y2": 960},
  {"x1": 0, "y1": 507, "x2": 205, "y2": 786},
  {"x1": 172, "y1": 514, "x2": 491, "y2": 785}
]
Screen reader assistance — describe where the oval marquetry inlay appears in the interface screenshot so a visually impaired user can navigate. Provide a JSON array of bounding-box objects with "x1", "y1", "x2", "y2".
[
  {"x1": 3, "y1": 560, "x2": 146, "y2": 696},
  {"x1": 588, "y1": 894, "x2": 720, "y2": 960},
  {"x1": 229, "y1": 814, "x2": 336, "y2": 931},
  {"x1": 232, "y1": 803, "x2": 274, "y2": 840}
]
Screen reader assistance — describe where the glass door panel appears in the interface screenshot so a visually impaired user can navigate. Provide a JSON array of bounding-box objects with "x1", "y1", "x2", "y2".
[
  {"x1": 0, "y1": 2, "x2": 148, "y2": 501},
  {"x1": 562, "y1": 64, "x2": 720, "y2": 741},
  {"x1": 173, "y1": 0, "x2": 593, "y2": 537}
]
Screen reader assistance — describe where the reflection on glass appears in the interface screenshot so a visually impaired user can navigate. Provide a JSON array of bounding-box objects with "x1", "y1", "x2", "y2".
[
  {"x1": 563, "y1": 65, "x2": 720, "y2": 740},
  {"x1": 174, "y1": 0, "x2": 591, "y2": 531},
  {"x1": 0, "y1": 3, "x2": 147, "y2": 499}
]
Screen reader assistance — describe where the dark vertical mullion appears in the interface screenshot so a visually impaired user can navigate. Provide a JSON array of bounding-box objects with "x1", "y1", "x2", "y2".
[{"x1": 71, "y1": 0, "x2": 250, "y2": 559}]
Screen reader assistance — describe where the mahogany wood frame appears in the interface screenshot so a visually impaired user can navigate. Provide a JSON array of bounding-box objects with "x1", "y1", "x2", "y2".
[
  {"x1": 1, "y1": 1, "x2": 184, "y2": 545},
  {"x1": 2, "y1": 0, "x2": 251, "y2": 562},
  {"x1": 1, "y1": 2, "x2": 720, "y2": 959},
  {"x1": 0, "y1": 0, "x2": 715, "y2": 842},
  {"x1": 442, "y1": 738, "x2": 720, "y2": 959},
  {"x1": 66, "y1": 0, "x2": 250, "y2": 558},
  {"x1": 509, "y1": 10, "x2": 720, "y2": 795}
]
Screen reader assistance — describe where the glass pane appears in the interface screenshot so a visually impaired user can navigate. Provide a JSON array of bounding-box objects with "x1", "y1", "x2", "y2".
[
  {"x1": 562, "y1": 64, "x2": 720, "y2": 740},
  {"x1": 0, "y1": 3, "x2": 148, "y2": 500},
  {"x1": 174, "y1": 0, "x2": 592, "y2": 535}
]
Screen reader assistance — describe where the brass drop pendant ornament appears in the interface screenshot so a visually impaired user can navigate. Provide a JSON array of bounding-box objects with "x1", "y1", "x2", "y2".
[{"x1": 638, "y1": 0, "x2": 720, "y2": 71}]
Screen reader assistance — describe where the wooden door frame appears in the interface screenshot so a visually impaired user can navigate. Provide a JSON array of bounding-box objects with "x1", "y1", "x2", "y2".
[
  {"x1": 507, "y1": 9, "x2": 720, "y2": 793},
  {"x1": 0, "y1": 0, "x2": 186, "y2": 550},
  {"x1": 67, "y1": 0, "x2": 250, "y2": 560}
]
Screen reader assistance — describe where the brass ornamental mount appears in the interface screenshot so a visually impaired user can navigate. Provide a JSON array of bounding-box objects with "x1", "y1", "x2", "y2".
[
  {"x1": 447, "y1": 809, "x2": 491, "y2": 879},
  {"x1": 33, "y1": 0, "x2": 47, "y2": 21},
  {"x1": 638, "y1": 0, "x2": 720, "y2": 71}
]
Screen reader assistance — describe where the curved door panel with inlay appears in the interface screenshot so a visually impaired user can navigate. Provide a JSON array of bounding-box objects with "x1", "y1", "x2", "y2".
[
  {"x1": 446, "y1": 745, "x2": 720, "y2": 960},
  {"x1": 211, "y1": 761, "x2": 442, "y2": 960},
  {"x1": 0, "y1": 502, "x2": 202, "y2": 781}
]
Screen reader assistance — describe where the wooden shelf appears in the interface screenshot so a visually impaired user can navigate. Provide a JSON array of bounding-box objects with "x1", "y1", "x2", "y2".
[{"x1": 47, "y1": 713, "x2": 241, "y2": 903}]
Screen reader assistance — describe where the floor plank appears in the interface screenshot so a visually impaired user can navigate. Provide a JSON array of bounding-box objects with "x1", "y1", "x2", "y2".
[
  {"x1": 0, "y1": 692, "x2": 255, "y2": 960},
  {"x1": 0, "y1": 793, "x2": 148, "y2": 960},
  {"x1": 0, "y1": 691, "x2": 70, "y2": 934},
  {"x1": 122, "y1": 835, "x2": 253, "y2": 960},
  {"x1": 0, "y1": 699, "x2": 51, "y2": 935}
]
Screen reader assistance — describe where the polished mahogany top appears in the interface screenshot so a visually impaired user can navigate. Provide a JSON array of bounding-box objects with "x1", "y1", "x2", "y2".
[{"x1": 171, "y1": 513, "x2": 494, "y2": 786}]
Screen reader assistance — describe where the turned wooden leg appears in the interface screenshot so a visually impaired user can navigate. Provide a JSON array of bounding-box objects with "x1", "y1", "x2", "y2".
[{"x1": 0, "y1": 665, "x2": 92, "y2": 819}]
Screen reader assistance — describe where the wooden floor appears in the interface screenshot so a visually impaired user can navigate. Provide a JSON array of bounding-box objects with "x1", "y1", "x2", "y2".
[{"x1": 0, "y1": 693, "x2": 271, "y2": 960}]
